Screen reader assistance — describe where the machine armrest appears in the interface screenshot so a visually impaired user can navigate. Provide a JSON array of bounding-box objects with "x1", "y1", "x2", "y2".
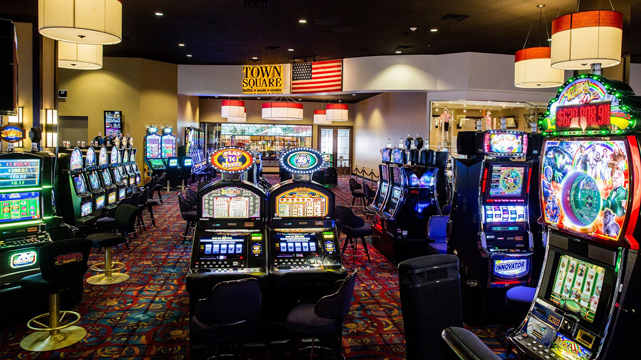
[{"x1": 442, "y1": 327, "x2": 501, "y2": 360}]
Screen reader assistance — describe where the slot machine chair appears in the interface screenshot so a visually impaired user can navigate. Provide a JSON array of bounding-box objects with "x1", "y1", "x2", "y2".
[
  {"x1": 286, "y1": 270, "x2": 358, "y2": 360},
  {"x1": 135, "y1": 188, "x2": 150, "y2": 232},
  {"x1": 19, "y1": 239, "x2": 93, "y2": 352},
  {"x1": 349, "y1": 180, "x2": 367, "y2": 210},
  {"x1": 442, "y1": 327, "x2": 501, "y2": 360},
  {"x1": 190, "y1": 278, "x2": 261, "y2": 359},
  {"x1": 338, "y1": 206, "x2": 372, "y2": 264},
  {"x1": 427, "y1": 215, "x2": 449, "y2": 255},
  {"x1": 86, "y1": 204, "x2": 138, "y2": 286},
  {"x1": 178, "y1": 193, "x2": 198, "y2": 243},
  {"x1": 154, "y1": 173, "x2": 166, "y2": 204}
]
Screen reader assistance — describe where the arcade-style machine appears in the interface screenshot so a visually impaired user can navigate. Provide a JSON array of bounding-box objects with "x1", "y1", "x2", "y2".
[
  {"x1": 97, "y1": 146, "x2": 118, "y2": 209},
  {"x1": 59, "y1": 148, "x2": 97, "y2": 227},
  {"x1": 116, "y1": 148, "x2": 132, "y2": 194},
  {"x1": 368, "y1": 142, "x2": 393, "y2": 213},
  {"x1": 109, "y1": 146, "x2": 127, "y2": 201},
  {"x1": 83, "y1": 147, "x2": 106, "y2": 214},
  {"x1": 130, "y1": 148, "x2": 141, "y2": 184},
  {"x1": 122, "y1": 148, "x2": 136, "y2": 187},
  {"x1": 268, "y1": 147, "x2": 345, "y2": 312},
  {"x1": 144, "y1": 126, "x2": 165, "y2": 180},
  {"x1": 162, "y1": 127, "x2": 180, "y2": 189},
  {"x1": 507, "y1": 75, "x2": 641, "y2": 360}
]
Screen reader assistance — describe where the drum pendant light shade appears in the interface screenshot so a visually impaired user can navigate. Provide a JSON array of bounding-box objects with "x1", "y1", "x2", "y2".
[
  {"x1": 514, "y1": 47, "x2": 564, "y2": 88},
  {"x1": 313, "y1": 109, "x2": 331, "y2": 125},
  {"x1": 262, "y1": 102, "x2": 303, "y2": 121},
  {"x1": 325, "y1": 103, "x2": 348, "y2": 121},
  {"x1": 58, "y1": 41, "x2": 103, "y2": 70},
  {"x1": 551, "y1": 10, "x2": 623, "y2": 70},
  {"x1": 39, "y1": 0, "x2": 123, "y2": 45},
  {"x1": 221, "y1": 100, "x2": 245, "y2": 118},
  {"x1": 227, "y1": 109, "x2": 247, "y2": 123}
]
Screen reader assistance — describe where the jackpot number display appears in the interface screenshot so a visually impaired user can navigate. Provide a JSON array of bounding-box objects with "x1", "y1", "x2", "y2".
[{"x1": 0, "y1": 160, "x2": 40, "y2": 188}]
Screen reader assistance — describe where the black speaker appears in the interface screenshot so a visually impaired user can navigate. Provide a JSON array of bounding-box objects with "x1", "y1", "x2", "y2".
[
  {"x1": 456, "y1": 131, "x2": 479, "y2": 156},
  {"x1": 0, "y1": 19, "x2": 17, "y2": 115},
  {"x1": 399, "y1": 255, "x2": 463, "y2": 360}
]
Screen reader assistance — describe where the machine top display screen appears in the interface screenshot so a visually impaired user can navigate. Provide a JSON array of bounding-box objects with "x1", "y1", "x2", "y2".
[
  {"x1": 484, "y1": 131, "x2": 526, "y2": 156},
  {"x1": 487, "y1": 165, "x2": 526, "y2": 198},
  {"x1": 201, "y1": 187, "x2": 261, "y2": 219},
  {"x1": 70, "y1": 148, "x2": 83, "y2": 171},
  {"x1": 161, "y1": 135, "x2": 176, "y2": 158},
  {"x1": 0, "y1": 159, "x2": 40, "y2": 189},
  {"x1": 85, "y1": 147, "x2": 96, "y2": 168},
  {"x1": 541, "y1": 140, "x2": 629, "y2": 242},
  {"x1": 391, "y1": 148, "x2": 404, "y2": 165},
  {"x1": 110, "y1": 147, "x2": 119, "y2": 165},
  {"x1": 146, "y1": 134, "x2": 161, "y2": 159},
  {"x1": 0, "y1": 192, "x2": 40, "y2": 223},
  {"x1": 381, "y1": 149, "x2": 391, "y2": 163},
  {"x1": 99, "y1": 147, "x2": 108, "y2": 166},
  {"x1": 123, "y1": 150, "x2": 129, "y2": 164},
  {"x1": 275, "y1": 187, "x2": 329, "y2": 218}
]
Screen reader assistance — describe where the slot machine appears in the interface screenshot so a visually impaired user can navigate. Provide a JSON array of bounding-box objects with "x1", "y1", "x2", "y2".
[
  {"x1": 109, "y1": 146, "x2": 128, "y2": 201},
  {"x1": 507, "y1": 75, "x2": 641, "y2": 360},
  {"x1": 268, "y1": 147, "x2": 345, "y2": 309},
  {"x1": 161, "y1": 127, "x2": 177, "y2": 162},
  {"x1": 130, "y1": 148, "x2": 142, "y2": 184},
  {"x1": 97, "y1": 146, "x2": 118, "y2": 209},
  {"x1": 83, "y1": 147, "x2": 107, "y2": 214},
  {"x1": 59, "y1": 148, "x2": 95, "y2": 227},
  {"x1": 368, "y1": 142, "x2": 393, "y2": 213},
  {"x1": 144, "y1": 126, "x2": 165, "y2": 179},
  {"x1": 117, "y1": 149, "x2": 133, "y2": 195},
  {"x1": 122, "y1": 149, "x2": 136, "y2": 186}
]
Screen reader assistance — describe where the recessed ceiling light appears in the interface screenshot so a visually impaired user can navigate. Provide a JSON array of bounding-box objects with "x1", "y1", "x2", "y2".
[
  {"x1": 179, "y1": 43, "x2": 185, "y2": 47},
  {"x1": 410, "y1": 27, "x2": 417, "y2": 32},
  {"x1": 298, "y1": 99, "x2": 302, "y2": 101},
  {"x1": 257, "y1": 97, "x2": 261, "y2": 100},
  {"x1": 299, "y1": 19, "x2": 307, "y2": 23},
  {"x1": 288, "y1": 49, "x2": 294, "y2": 51},
  {"x1": 430, "y1": 28, "x2": 438, "y2": 32},
  {"x1": 186, "y1": 54, "x2": 192, "y2": 57},
  {"x1": 155, "y1": 12, "x2": 163, "y2": 16},
  {"x1": 395, "y1": 51, "x2": 401, "y2": 54},
  {"x1": 352, "y1": 94, "x2": 356, "y2": 96},
  {"x1": 252, "y1": 57, "x2": 258, "y2": 60}
]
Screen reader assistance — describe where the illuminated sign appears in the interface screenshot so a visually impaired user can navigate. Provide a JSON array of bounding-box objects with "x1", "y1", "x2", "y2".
[
  {"x1": 242, "y1": 65, "x2": 284, "y2": 94},
  {"x1": 210, "y1": 147, "x2": 254, "y2": 173},
  {"x1": 0, "y1": 125, "x2": 25, "y2": 143},
  {"x1": 54, "y1": 252, "x2": 84, "y2": 266},
  {"x1": 168, "y1": 159, "x2": 178, "y2": 167},
  {"x1": 280, "y1": 147, "x2": 325, "y2": 174},
  {"x1": 10, "y1": 251, "x2": 37, "y2": 268},
  {"x1": 493, "y1": 258, "x2": 529, "y2": 279},
  {"x1": 483, "y1": 130, "x2": 527, "y2": 157}
]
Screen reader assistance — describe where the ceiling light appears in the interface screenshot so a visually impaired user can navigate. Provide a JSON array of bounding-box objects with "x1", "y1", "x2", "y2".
[
  {"x1": 299, "y1": 19, "x2": 307, "y2": 23},
  {"x1": 410, "y1": 27, "x2": 417, "y2": 32},
  {"x1": 155, "y1": 12, "x2": 163, "y2": 16},
  {"x1": 395, "y1": 51, "x2": 401, "y2": 54},
  {"x1": 430, "y1": 28, "x2": 438, "y2": 32},
  {"x1": 179, "y1": 43, "x2": 185, "y2": 47},
  {"x1": 464, "y1": 109, "x2": 467, "y2": 113},
  {"x1": 352, "y1": 94, "x2": 356, "y2": 96},
  {"x1": 38, "y1": 0, "x2": 122, "y2": 45},
  {"x1": 288, "y1": 49, "x2": 294, "y2": 51},
  {"x1": 58, "y1": 42, "x2": 103, "y2": 70},
  {"x1": 187, "y1": 54, "x2": 192, "y2": 57},
  {"x1": 298, "y1": 99, "x2": 302, "y2": 101},
  {"x1": 252, "y1": 57, "x2": 258, "y2": 60}
]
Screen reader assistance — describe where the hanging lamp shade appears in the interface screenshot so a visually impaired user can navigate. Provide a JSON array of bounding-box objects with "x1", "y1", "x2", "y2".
[
  {"x1": 313, "y1": 109, "x2": 332, "y2": 125},
  {"x1": 227, "y1": 109, "x2": 247, "y2": 123},
  {"x1": 262, "y1": 102, "x2": 303, "y2": 121},
  {"x1": 550, "y1": 10, "x2": 622, "y2": 70},
  {"x1": 514, "y1": 47, "x2": 564, "y2": 88},
  {"x1": 39, "y1": 0, "x2": 122, "y2": 45},
  {"x1": 221, "y1": 100, "x2": 245, "y2": 118},
  {"x1": 58, "y1": 41, "x2": 103, "y2": 70},
  {"x1": 325, "y1": 103, "x2": 348, "y2": 121}
]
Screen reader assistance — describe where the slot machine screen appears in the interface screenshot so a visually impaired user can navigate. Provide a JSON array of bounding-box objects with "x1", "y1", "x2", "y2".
[
  {"x1": 484, "y1": 205, "x2": 527, "y2": 223},
  {"x1": 95, "y1": 195, "x2": 105, "y2": 210},
  {"x1": 201, "y1": 187, "x2": 261, "y2": 219},
  {"x1": 125, "y1": 165, "x2": 132, "y2": 173},
  {"x1": 168, "y1": 159, "x2": 178, "y2": 167},
  {"x1": 199, "y1": 235, "x2": 245, "y2": 259},
  {"x1": 375, "y1": 182, "x2": 389, "y2": 205},
  {"x1": 129, "y1": 177, "x2": 135, "y2": 186},
  {"x1": 485, "y1": 132, "x2": 526, "y2": 155},
  {"x1": 0, "y1": 159, "x2": 40, "y2": 188},
  {"x1": 108, "y1": 192, "x2": 116, "y2": 204},
  {"x1": 382, "y1": 149, "x2": 391, "y2": 163},
  {"x1": 0, "y1": 192, "x2": 41, "y2": 223},
  {"x1": 275, "y1": 187, "x2": 329, "y2": 218},
  {"x1": 274, "y1": 233, "x2": 321, "y2": 256},
  {"x1": 72, "y1": 175, "x2": 87, "y2": 195},
  {"x1": 162, "y1": 136, "x2": 176, "y2": 158},
  {"x1": 184, "y1": 158, "x2": 193, "y2": 166},
  {"x1": 87, "y1": 172, "x2": 101, "y2": 190},
  {"x1": 118, "y1": 188, "x2": 126, "y2": 200},
  {"x1": 80, "y1": 201, "x2": 93, "y2": 217},
  {"x1": 101, "y1": 169, "x2": 112, "y2": 186},
  {"x1": 149, "y1": 159, "x2": 165, "y2": 169},
  {"x1": 540, "y1": 140, "x2": 629, "y2": 241},
  {"x1": 380, "y1": 165, "x2": 389, "y2": 182},
  {"x1": 486, "y1": 165, "x2": 526, "y2": 198},
  {"x1": 392, "y1": 166, "x2": 404, "y2": 185},
  {"x1": 70, "y1": 149, "x2": 83, "y2": 171},
  {"x1": 113, "y1": 168, "x2": 122, "y2": 183},
  {"x1": 110, "y1": 148, "x2": 119, "y2": 166}
]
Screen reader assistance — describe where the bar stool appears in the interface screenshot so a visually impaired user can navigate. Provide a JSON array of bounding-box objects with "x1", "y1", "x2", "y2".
[
  {"x1": 20, "y1": 239, "x2": 92, "y2": 352},
  {"x1": 86, "y1": 204, "x2": 137, "y2": 285},
  {"x1": 338, "y1": 206, "x2": 372, "y2": 264}
]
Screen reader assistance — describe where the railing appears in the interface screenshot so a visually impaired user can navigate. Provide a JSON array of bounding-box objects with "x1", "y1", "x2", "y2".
[{"x1": 351, "y1": 166, "x2": 379, "y2": 187}]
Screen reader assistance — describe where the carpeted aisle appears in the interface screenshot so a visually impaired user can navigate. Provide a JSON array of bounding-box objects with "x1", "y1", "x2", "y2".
[{"x1": 0, "y1": 175, "x2": 515, "y2": 359}]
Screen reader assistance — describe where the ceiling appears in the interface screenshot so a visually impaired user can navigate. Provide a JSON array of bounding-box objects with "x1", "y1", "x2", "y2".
[{"x1": 4, "y1": 0, "x2": 641, "y2": 66}]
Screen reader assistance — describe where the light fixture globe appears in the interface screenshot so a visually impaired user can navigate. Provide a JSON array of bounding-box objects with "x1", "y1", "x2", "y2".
[
  {"x1": 58, "y1": 41, "x2": 103, "y2": 70},
  {"x1": 262, "y1": 102, "x2": 303, "y2": 121},
  {"x1": 39, "y1": 0, "x2": 122, "y2": 45},
  {"x1": 313, "y1": 109, "x2": 331, "y2": 125},
  {"x1": 514, "y1": 47, "x2": 564, "y2": 88},
  {"x1": 227, "y1": 109, "x2": 247, "y2": 123},
  {"x1": 325, "y1": 103, "x2": 348, "y2": 121},
  {"x1": 221, "y1": 100, "x2": 245, "y2": 118},
  {"x1": 551, "y1": 10, "x2": 622, "y2": 70}
]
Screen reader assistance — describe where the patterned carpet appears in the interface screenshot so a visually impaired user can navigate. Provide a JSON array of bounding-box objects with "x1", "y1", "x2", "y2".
[{"x1": 0, "y1": 175, "x2": 515, "y2": 359}]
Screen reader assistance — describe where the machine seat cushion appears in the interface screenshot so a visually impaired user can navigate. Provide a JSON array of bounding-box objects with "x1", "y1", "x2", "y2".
[
  {"x1": 146, "y1": 199, "x2": 159, "y2": 207},
  {"x1": 344, "y1": 226, "x2": 372, "y2": 238},
  {"x1": 286, "y1": 303, "x2": 338, "y2": 337},
  {"x1": 505, "y1": 286, "x2": 536, "y2": 312},
  {"x1": 86, "y1": 233, "x2": 126, "y2": 248},
  {"x1": 183, "y1": 210, "x2": 198, "y2": 221},
  {"x1": 190, "y1": 315, "x2": 257, "y2": 343},
  {"x1": 352, "y1": 190, "x2": 365, "y2": 197},
  {"x1": 428, "y1": 242, "x2": 448, "y2": 254},
  {"x1": 21, "y1": 274, "x2": 70, "y2": 294}
]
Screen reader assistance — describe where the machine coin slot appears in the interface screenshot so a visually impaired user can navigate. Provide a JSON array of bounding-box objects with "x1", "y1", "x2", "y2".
[{"x1": 576, "y1": 329, "x2": 595, "y2": 349}]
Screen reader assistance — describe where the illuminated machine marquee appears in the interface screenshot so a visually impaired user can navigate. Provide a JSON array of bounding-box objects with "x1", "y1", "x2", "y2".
[
  {"x1": 275, "y1": 187, "x2": 329, "y2": 218},
  {"x1": 279, "y1": 147, "x2": 325, "y2": 174},
  {"x1": 483, "y1": 130, "x2": 527, "y2": 157},
  {"x1": 540, "y1": 75, "x2": 640, "y2": 136},
  {"x1": 210, "y1": 147, "x2": 255, "y2": 173},
  {"x1": 201, "y1": 187, "x2": 261, "y2": 219}
]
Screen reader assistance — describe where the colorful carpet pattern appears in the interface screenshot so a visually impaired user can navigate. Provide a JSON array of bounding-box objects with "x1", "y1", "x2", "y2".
[{"x1": 0, "y1": 175, "x2": 515, "y2": 359}]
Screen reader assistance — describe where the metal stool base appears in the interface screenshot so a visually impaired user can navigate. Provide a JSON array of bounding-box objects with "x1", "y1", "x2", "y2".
[
  {"x1": 87, "y1": 272, "x2": 130, "y2": 285},
  {"x1": 20, "y1": 326, "x2": 86, "y2": 351}
]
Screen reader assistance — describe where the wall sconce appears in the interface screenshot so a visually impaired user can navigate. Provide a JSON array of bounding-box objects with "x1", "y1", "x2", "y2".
[{"x1": 44, "y1": 109, "x2": 58, "y2": 148}]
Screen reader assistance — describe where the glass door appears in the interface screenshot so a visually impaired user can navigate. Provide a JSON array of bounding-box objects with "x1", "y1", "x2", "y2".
[{"x1": 318, "y1": 126, "x2": 352, "y2": 174}]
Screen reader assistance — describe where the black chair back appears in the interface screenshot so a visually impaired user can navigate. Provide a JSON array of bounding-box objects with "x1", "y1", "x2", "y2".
[
  {"x1": 186, "y1": 187, "x2": 197, "y2": 201},
  {"x1": 138, "y1": 188, "x2": 150, "y2": 205},
  {"x1": 315, "y1": 270, "x2": 358, "y2": 319},
  {"x1": 178, "y1": 193, "x2": 192, "y2": 214},
  {"x1": 39, "y1": 239, "x2": 92, "y2": 286},
  {"x1": 115, "y1": 204, "x2": 138, "y2": 234},
  {"x1": 337, "y1": 206, "x2": 364, "y2": 228},
  {"x1": 130, "y1": 191, "x2": 141, "y2": 207},
  {"x1": 349, "y1": 178, "x2": 362, "y2": 190},
  {"x1": 363, "y1": 184, "x2": 374, "y2": 203},
  {"x1": 195, "y1": 278, "x2": 261, "y2": 327}
]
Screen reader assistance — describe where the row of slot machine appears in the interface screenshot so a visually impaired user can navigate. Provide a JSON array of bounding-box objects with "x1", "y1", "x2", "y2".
[
  {"x1": 186, "y1": 146, "x2": 344, "y2": 349},
  {"x1": 368, "y1": 135, "x2": 446, "y2": 263},
  {"x1": 57, "y1": 145, "x2": 142, "y2": 228},
  {"x1": 143, "y1": 126, "x2": 178, "y2": 180}
]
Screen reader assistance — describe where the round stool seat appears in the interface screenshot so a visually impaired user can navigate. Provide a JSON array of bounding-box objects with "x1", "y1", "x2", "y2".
[
  {"x1": 87, "y1": 233, "x2": 126, "y2": 248},
  {"x1": 146, "y1": 199, "x2": 159, "y2": 207},
  {"x1": 286, "y1": 303, "x2": 338, "y2": 337},
  {"x1": 505, "y1": 286, "x2": 536, "y2": 314},
  {"x1": 183, "y1": 210, "x2": 198, "y2": 221},
  {"x1": 21, "y1": 274, "x2": 74, "y2": 294},
  {"x1": 344, "y1": 226, "x2": 372, "y2": 238}
]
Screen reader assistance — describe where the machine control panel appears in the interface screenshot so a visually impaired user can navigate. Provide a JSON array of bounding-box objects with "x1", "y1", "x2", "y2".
[
  {"x1": 271, "y1": 230, "x2": 342, "y2": 272},
  {"x1": 191, "y1": 232, "x2": 267, "y2": 274},
  {"x1": 0, "y1": 233, "x2": 51, "y2": 250}
]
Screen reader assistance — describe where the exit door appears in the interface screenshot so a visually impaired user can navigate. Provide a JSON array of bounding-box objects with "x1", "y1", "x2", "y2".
[{"x1": 318, "y1": 126, "x2": 352, "y2": 174}]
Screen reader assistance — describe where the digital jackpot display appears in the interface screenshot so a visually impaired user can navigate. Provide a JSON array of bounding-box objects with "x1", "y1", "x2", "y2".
[
  {"x1": 488, "y1": 165, "x2": 525, "y2": 197},
  {"x1": 0, "y1": 159, "x2": 40, "y2": 188},
  {"x1": 201, "y1": 187, "x2": 261, "y2": 219},
  {"x1": 275, "y1": 187, "x2": 329, "y2": 218},
  {"x1": 0, "y1": 192, "x2": 40, "y2": 223},
  {"x1": 541, "y1": 140, "x2": 629, "y2": 241}
]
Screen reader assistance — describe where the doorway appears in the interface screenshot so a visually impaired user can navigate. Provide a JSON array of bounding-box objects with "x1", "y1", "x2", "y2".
[{"x1": 318, "y1": 126, "x2": 352, "y2": 175}]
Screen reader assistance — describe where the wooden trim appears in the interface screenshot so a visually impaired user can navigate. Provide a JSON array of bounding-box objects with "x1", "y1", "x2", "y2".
[{"x1": 316, "y1": 125, "x2": 353, "y2": 174}]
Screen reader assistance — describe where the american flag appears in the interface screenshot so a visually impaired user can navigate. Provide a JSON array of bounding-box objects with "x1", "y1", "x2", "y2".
[{"x1": 291, "y1": 59, "x2": 342, "y2": 93}]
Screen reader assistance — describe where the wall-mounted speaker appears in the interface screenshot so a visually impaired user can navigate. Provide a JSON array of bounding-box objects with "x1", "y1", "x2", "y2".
[{"x1": 0, "y1": 19, "x2": 17, "y2": 115}]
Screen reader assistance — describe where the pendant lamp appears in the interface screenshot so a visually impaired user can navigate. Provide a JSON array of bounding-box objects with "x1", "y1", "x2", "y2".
[
  {"x1": 313, "y1": 109, "x2": 331, "y2": 125},
  {"x1": 551, "y1": 10, "x2": 622, "y2": 70},
  {"x1": 325, "y1": 103, "x2": 348, "y2": 121},
  {"x1": 262, "y1": 98, "x2": 303, "y2": 121},
  {"x1": 39, "y1": 0, "x2": 122, "y2": 45},
  {"x1": 58, "y1": 41, "x2": 103, "y2": 70},
  {"x1": 227, "y1": 109, "x2": 247, "y2": 123},
  {"x1": 221, "y1": 100, "x2": 245, "y2": 118}
]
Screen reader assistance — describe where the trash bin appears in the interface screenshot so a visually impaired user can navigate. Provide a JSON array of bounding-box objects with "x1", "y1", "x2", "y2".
[{"x1": 399, "y1": 254, "x2": 463, "y2": 360}]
